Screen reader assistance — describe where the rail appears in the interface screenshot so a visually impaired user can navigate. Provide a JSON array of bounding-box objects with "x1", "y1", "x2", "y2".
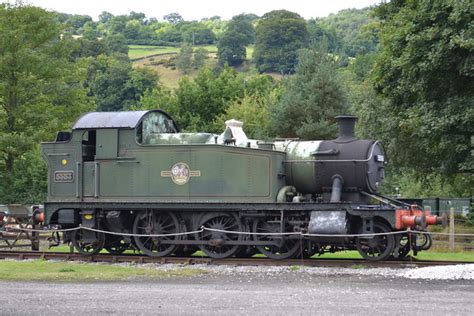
[{"x1": 0, "y1": 250, "x2": 470, "y2": 268}]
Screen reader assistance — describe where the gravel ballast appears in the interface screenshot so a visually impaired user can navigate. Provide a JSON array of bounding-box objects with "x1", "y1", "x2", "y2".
[{"x1": 1, "y1": 263, "x2": 472, "y2": 315}]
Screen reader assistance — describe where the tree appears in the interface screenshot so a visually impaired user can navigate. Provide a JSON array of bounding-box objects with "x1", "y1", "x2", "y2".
[
  {"x1": 81, "y1": 21, "x2": 98, "y2": 39},
  {"x1": 0, "y1": 3, "x2": 93, "y2": 202},
  {"x1": 128, "y1": 11, "x2": 146, "y2": 23},
  {"x1": 217, "y1": 14, "x2": 255, "y2": 66},
  {"x1": 271, "y1": 45, "x2": 348, "y2": 139},
  {"x1": 176, "y1": 44, "x2": 193, "y2": 74},
  {"x1": 103, "y1": 34, "x2": 129, "y2": 55},
  {"x1": 137, "y1": 68, "x2": 279, "y2": 133},
  {"x1": 253, "y1": 10, "x2": 309, "y2": 74},
  {"x1": 307, "y1": 19, "x2": 340, "y2": 52},
  {"x1": 169, "y1": 67, "x2": 247, "y2": 131},
  {"x1": 71, "y1": 37, "x2": 105, "y2": 58},
  {"x1": 65, "y1": 14, "x2": 92, "y2": 34},
  {"x1": 88, "y1": 54, "x2": 158, "y2": 111},
  {"x1": 369, "y1": 0, "x2": 474, "y2": 176},
  {"x1": 217, "y1": 30, "x2": 247, "y2": 66},
  {"x1": 108, "y1": 15, "x2": 127, "y2": 34},
  {"x1": 156, "y1": 24, "x2": 182, "y2": 43},
  {"x1": 99, "y1": 11, "x2": 113, "y2": 24},
  {"x1": 124, "y1": 19, "x2": 141, "y2": 39},
  {"x1": 181, "y1": 22, "x2": 216, "y2": 45},
  {"x1": 193, "y1": 47, "x2": 208, "y2": 69},
  {"x1": 227, "y1": 14, "x2": 256, "y2": 45},
  {"x1": 163, "y1": 12, "x2": 183, "y2": 25},
  {"x1": 313, "y1": 8, "x2": 380, "y2": 57},
  {"x1": 213, "y1": 92, "x2": 275, "y2": 139}
]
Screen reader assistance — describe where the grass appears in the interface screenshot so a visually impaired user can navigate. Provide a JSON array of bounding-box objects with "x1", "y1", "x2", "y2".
[
  {"x1": 312, "y1": 250, "x2": 474, "y2": 262},
  {"x1": 414, "y1": 251, "x2": 474, "y2": 262},
  {"x1": 129, "y1": 46, "x2": 179, "y2": 60},
  {"x1": 289, "y1": 265, "x2": 301, "y2": 271},
  {"x1": 129, "y1": 44, "x2": 218, "y2": 60},
  {"x1": 0, "y1": 260, "x2": 206, "y2": 282}
]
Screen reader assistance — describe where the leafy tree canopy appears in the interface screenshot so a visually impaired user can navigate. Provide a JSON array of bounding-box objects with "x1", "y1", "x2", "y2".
[
  {"x1": 88, "y1": 54, "x2": 158, "y2": 111},
  {"x1": 163, "y1": 12, "x2": 183, "y2": 25},
  {"x1": 0, "y1": 3, "x2": 93, "y2": 202},
  {"x1": 271, "y1": 44, "x2": 348, "y2": 139},
  {"x1": 254, "y1": 10, "x2": 309, "y2": 74},
  {"x1": 217, "y1": 14, "x2": 256, "y2": 67},
  {"x1": 370, "y1": 0, "x2": 474, "y2": 176},
  {"x1": 176, "y1": 43, "x2": 193, "y2": 74},
  {"x1": 139, "y1": 68, "x2": 277, "y2": 133},
  {"x1": 314, "y1": 7, "x2": 380, "y2": 57}
]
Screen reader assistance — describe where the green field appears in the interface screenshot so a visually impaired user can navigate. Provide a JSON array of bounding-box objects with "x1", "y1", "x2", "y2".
[{"x1": 129, "y1": 45, "x2": 218, "y2": 60}]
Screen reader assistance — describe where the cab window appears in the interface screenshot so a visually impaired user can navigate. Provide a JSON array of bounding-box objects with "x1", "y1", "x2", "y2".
[{"x1": 136, "y1": 112, "x2": 178, "y2": 144}]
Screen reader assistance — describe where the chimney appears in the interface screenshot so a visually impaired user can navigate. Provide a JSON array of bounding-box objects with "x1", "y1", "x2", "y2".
[{"x1": 335, "y1": 115, "x2": 357, "y2": 141}]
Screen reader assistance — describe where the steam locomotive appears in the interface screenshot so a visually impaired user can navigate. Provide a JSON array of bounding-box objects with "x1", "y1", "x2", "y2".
[{"x1": 40, "y1": 110, "x2": 444, "y2": 261}]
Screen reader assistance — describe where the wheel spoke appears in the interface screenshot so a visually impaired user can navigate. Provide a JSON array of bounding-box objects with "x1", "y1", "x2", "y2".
[
  {"x1": 133, "y1": 211, "x2": 180, "y2": 257},
  {"x1": 356, "y1": 222, "x2": 395, "y2": 261},
  {"x1": 253, "y1": 217, "x2": 299, "y2": 260},
  {"x1": 71, "y1": 229, "x2": 105, "y2": 255},
  {"x1": 198, "y1": 213, "x2": 242, "y2": 259}
]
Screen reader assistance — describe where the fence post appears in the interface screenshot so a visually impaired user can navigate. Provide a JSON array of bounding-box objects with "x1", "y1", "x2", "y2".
[
  {"x1": 449, "y1": 207, "x2": 455, "y2": 251},
  {"x1": 435, "y1": 197, "x2": 440, "y2": 216}
]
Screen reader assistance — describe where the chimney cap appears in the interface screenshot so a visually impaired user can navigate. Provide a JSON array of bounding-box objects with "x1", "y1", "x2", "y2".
[{"x1": 335, "y1": 115, "x2": 358, "y2": 121}]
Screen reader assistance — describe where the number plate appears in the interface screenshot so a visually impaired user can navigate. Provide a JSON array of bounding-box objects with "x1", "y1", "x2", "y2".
[{"x1": 54, "y1": 171, "x2": 74, "y2": 182}]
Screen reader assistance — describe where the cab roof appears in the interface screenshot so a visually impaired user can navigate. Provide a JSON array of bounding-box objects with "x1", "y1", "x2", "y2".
[{"x1": 72, "y1": 110, "x2": 176, "y2": 130}]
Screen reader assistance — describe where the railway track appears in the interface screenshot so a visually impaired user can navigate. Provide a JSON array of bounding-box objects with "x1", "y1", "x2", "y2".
[{"x1": 0, "y1": 250, "x2": 471, "y2": 268}]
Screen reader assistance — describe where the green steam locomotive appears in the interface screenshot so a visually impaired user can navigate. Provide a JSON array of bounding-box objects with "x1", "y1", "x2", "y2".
[{"x1": 41, "y1": 110, "x2": 444, "y2": 260}]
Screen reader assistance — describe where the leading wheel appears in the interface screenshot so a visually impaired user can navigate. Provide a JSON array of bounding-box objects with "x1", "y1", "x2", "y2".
[
  {"x1": 198, "y1": 212, "x2": 242, "y2": 259},
  {"x1": 71, "y1": 228, "x2": 105, "y2": 255},
  {"x1": 252, "y1": 217, "x2": 300, "y2": 260},
  {"x1": 356, "y1": 221, "x2": 395, "y2": 261},
  {"x1": 133, "y1": 211, "x2": 180, "y2": 257}
]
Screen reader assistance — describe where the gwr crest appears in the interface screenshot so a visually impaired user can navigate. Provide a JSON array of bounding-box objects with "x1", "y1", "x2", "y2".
[{"x1": 161, "y1": 162, "x2": 201, "y2": 185}]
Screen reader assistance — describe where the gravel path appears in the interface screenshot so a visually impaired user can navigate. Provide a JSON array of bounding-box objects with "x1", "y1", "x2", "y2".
[{"x1": 1, "y1": 264, "x2": 473, "y2": 315}]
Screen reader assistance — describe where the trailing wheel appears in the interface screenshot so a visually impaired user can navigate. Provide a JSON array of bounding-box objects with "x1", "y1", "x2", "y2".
[
  {"x1": 252, "y1": 217, "x2": 300, "y2": 260},
  {"x1": 71, "y1": 228, "x2": 105, "y2": 255},
  {"x1": 356, "y1": 221, "x2": 395, "y2": 261},
  {"x1": 133, "y1": 210, "x2": 180, "y2": 257},
  {"x1": 198, "y1": 212, "x2": 242, "y2": 259}
]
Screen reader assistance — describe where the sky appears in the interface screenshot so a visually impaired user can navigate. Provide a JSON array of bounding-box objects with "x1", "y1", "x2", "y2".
[{"x1": 5, "y1": 0, "x2": 381, "y2": 21}]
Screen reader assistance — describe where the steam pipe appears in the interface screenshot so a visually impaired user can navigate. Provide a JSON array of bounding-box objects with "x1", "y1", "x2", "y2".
[{"x1": 330, "y1": 175, "x2": 344, "y2": 203}]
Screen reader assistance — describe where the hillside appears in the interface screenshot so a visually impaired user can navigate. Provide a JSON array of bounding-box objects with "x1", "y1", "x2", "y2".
[{"x1": 130, "y1": 45, "x2": 258, "y2": 88}]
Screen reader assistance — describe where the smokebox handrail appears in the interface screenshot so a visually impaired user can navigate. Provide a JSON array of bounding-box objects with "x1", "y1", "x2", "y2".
[{"x1": 283, "y1": 141, "x2": 380, "y2": 163}]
